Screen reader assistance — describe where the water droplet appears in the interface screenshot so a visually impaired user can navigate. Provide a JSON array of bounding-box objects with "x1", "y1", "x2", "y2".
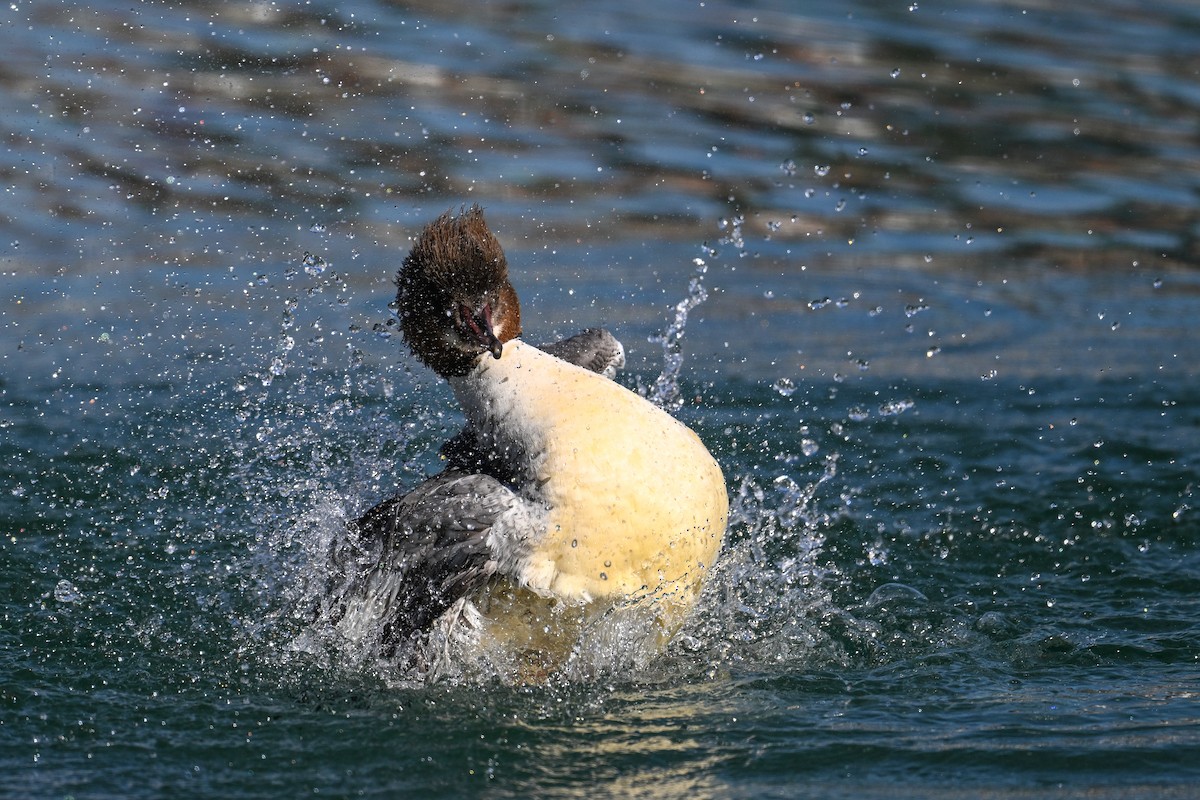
[
  {"x1": 1153, "y1": 277, "x2": 1163, "y2": 289},
  {"x1": 814, "y1": 164, "x2": 831, "y2": 177},
  {"x1": 54, "y1": 579, "x2": 81, "y2": 603},
  {"x1": 878, "y1": 398, "x2": 915, "y2": 416},
  {"x1": 926, "y1": 346, "x2": 941, "y2": 358},
  {"x1": 773, "y1": 377, "x2": 796, "y2": 397},
  {"x1": 800, "y1": 439, "x2": 819, "y2": 456},
  {"x1": 890, "y1": 68, "x2": 901, "y2": 78},
  {"x1": 302, "y1": 252, "x2": 327, "y2": 276}
]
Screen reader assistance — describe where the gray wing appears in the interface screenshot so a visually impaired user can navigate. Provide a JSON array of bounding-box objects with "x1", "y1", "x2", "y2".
[
  {"x1": 329, "y1": 470, "x2": 516, "y2": 654},
  {"x1": 441, "y1": 328, "x2": 624, "y2": 476},
  {"x1": 537, "y1": 327, "x2": 625, "y2": 378}
]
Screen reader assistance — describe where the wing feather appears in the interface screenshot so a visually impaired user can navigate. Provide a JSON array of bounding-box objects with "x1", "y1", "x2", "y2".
[
  {"x1": 538, "y1": 327, "x2": 625, "y2": 378},
  {"x1": 330, "y1": 470, "x2": 518, "y2": 652}
]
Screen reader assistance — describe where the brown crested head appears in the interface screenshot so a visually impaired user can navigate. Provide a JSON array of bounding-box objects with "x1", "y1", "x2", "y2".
[{"x1": 395, "y1": 205, "x2": 522, "y2": 378}]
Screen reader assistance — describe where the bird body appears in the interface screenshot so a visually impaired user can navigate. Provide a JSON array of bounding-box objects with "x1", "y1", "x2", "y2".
[
  {"x1": 331, "y1": 206, "x2": 727, "y2": 677},
  {"x1": 451, "y1": 338, "x2": 726, "y2": 610}
]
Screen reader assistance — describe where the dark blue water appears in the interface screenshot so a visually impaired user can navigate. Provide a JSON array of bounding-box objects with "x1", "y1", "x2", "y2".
[{"x1": 3, "y1": 1, "x2": 1200, "y2": 797}]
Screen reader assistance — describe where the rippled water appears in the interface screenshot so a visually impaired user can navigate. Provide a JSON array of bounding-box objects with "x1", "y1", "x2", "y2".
[{"x1": 3, "y1": 1, "x2": 1199, "y2": 798}]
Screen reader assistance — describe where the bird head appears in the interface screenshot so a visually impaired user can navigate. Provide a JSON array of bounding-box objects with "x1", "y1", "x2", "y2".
[{"x1": 396, "y1": 205, "x2": 522, "y2": 378}]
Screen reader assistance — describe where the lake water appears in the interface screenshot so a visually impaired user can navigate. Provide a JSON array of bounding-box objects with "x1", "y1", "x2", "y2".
[{"x1": 3, "y1": 0, "x2": 1199, "y2": 797}]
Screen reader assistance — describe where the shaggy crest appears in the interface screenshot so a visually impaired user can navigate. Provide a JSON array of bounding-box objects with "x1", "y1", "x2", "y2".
[{"x1": 396, "y1": 205, "x2": 521, "y2": 376}]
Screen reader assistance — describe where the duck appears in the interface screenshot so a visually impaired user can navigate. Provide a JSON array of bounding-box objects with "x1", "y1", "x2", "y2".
[{"x1": 329, "y1": 205, "x2": 727, "y2": 678}]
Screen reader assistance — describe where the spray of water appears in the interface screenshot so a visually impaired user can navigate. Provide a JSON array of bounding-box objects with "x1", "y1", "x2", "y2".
[
  {"x1": 644, "y1": 260, "x2": 709, "y2": 411},
  {"x1": 217, "y1": 246, "x2": 854, "y2": 687}
]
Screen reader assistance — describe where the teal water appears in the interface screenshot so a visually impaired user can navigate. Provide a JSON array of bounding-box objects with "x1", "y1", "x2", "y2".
[{"x1": 3, "y1": 0, "x2": 1200, "y2": 798}]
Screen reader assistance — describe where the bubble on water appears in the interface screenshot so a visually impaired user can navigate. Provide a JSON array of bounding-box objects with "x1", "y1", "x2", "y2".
[
  {"x1": 800, "y1": 438, "x2": 819, "y2": 457},
  {"x1": 848, "y1": 406, "x2": 870, "y2": 422},
  {"x1": 809, "y1": 297, "x2": 831, "y2": 310},
  {"x1": 864, "y1": 582, "x2": 927, "y2": 609},
  {"x1": 926, "y1": 346, "x2": 941, "y2": 358},
  {"x1": 904, "y1": 303, "x2": 929, "y2": 317},
  {"x1": 780, "y1": 159, "x2": 797, "y2": 177},
  {"x1": 814, "y1": 164, "x2": 831, "y2": 177}
]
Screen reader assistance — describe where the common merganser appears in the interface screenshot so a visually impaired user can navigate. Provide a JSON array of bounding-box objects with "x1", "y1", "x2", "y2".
[{"x1": 332, "y1": 205, "x2": 727, "y2": 677}]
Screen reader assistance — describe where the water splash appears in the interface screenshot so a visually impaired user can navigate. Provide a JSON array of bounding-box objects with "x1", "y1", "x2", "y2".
[
  {"x1": 673, "y1": 455, "x2": 851, "y2": 672},
  {"x1": 211, "y1": 245, "x2": 868, "y2": 687},
  {"x1": 644, "y1": 260, "x2": 709, "y2": 411}
]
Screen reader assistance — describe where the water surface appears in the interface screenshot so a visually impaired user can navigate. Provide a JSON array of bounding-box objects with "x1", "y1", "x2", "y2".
[{"x1": 2, "y1": 1, "x2": 1199, "y2": 798}]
